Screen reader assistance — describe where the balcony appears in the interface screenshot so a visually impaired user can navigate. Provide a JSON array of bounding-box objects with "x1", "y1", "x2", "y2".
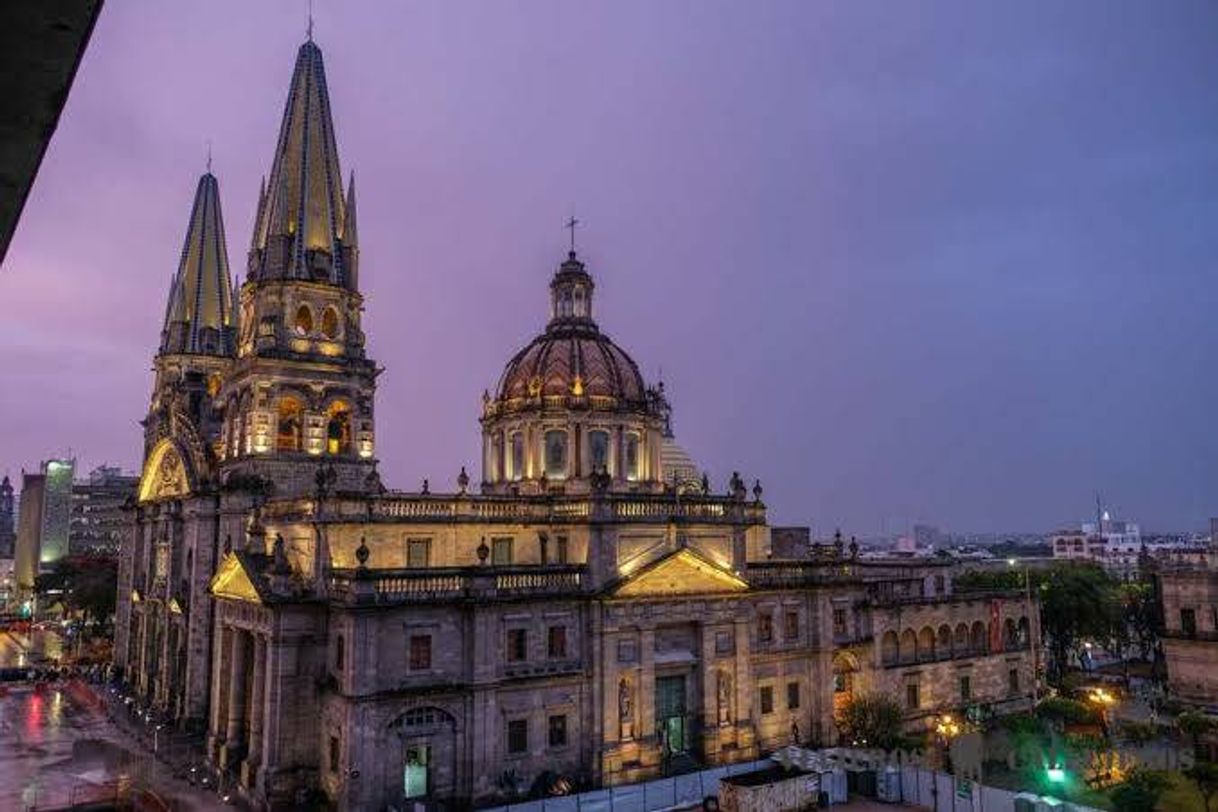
[
  {"x1": 327, "y1": 564, "x2": 586, "y2": 605},
  {"x1": 262, "y1": 491, "x2": 766, "y2": 527}
]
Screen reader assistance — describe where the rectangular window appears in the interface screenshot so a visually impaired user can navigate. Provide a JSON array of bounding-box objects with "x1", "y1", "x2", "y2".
[
  {"x1": 329, "y1": 735, "x2": 340, "y2": 773},
  {"x1": 906, "y1": 683, "x2": 920, "y2": 710},
  {"x1": 409, "y1": 635, "x2": 431, "y2": 671},
  {"x1": 758, "y1": 612, "x2": 773, "y2": 643},
  {"x1": 715, "y1": 631, "x2": 733, "y2": 655},
  {"x1": 760, "y1": 686, "x2": 774, "y2": 715},
  {"x1": 507, "y1": 719, "x2": 528, "y2": 754},
  {"x1": 507, "y1": 629, "x2": 528, "y2": 662},
  {"x1": 548, "y1": 714, "x2": 568, "y2": 748},
  {"x1": 1182, "y1": 608, "x2": 1198, "y2": 637},
  {"x1": 1008, "y1": 668, "x2": 1020, "y2": 695},
  {"x1": 832, "y1": 608, "x2": 847, "y2": 637},
  {"x1": 589, "y1": 430, "x2": 610, "y2": 473},
  {"x1": 547, "y1": 626, "x2": 568, "y2": 659},
  {"x1": 492, "y1": 537, "x2": 513, "y2": 566},
  {"x1": 407, "y1": 539, "x2": 430, "y2": 568},
  {"x1": 545, "y1": 430, "x2": 568, "y2": 477},
  {"x1": 617, "y1": 639, "x2": 637, "y2": 663},
  {"x1": 787, "y1": 681, "x2": 800, "y2": 710},
  {"x1": 959, "y1": 675, "x2": 971, "y2": 702},
  {"x1": 556, "y1": 535, "x2": 569, "y2": 564},
  {"x1": 335, "y1": 634, "x2": 345, "y2": 671},
  {"x1": 784, "y1": 610, "x2": 800, "y2": 640}
]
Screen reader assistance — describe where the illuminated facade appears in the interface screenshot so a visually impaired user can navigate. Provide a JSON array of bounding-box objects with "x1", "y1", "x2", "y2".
[{"x1": 113, "y1": 35, "x2": 1040, "y2": 810}]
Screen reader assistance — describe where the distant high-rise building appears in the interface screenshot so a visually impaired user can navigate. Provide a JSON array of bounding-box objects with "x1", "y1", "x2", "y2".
[
  {"x1": 38, "y1": 459, "x2": 75, "y2": 566},
  {"x1": 913, "y1": 524, "x2": 941, "y2": 548},
  {"x1": 0, "y1": 475, "x2": 15, "y2": 558},
  {"x1": 14, "y1": 472, "x2": 46, "y2": 592},
  {"x1": 71, "y1": 465, "x2": 137, "y2": 555}
]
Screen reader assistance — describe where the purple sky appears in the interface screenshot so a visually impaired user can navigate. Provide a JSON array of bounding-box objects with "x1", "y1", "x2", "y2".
[{"x1": 3, "y1": 1, "x2": 1217, "y2": 534}]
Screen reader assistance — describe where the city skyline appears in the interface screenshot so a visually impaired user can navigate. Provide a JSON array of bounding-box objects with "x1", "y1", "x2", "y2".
[{"x1": 3, "y1": 1, "x2": 1217, "y2": 533}]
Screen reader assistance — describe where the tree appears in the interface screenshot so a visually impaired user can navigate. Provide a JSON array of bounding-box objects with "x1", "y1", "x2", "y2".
[
  {"x1": 1178, "y1": 711, "x2": 1216, "y2": 758},
  {"x1": 1038, "y1": 564, "x2": 1119, "y2": 684},
  {"x1": 839, "y1": 693, "x2": 905, "y2": 752},
  {"x1": 1110, "y1": 768, "x2": 1169, "y2": 812},
  {"x1": 1186, "y1": 763, "x2": 1218, "y2": 812}
]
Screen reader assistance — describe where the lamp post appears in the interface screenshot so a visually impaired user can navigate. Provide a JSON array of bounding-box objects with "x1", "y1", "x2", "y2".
[
  {"x1": 1009, "y1": 557, "x2": 1040, "y2": 702},
  {"x1": 931, "y1": 714, "x2": 962, "y2": 812}
]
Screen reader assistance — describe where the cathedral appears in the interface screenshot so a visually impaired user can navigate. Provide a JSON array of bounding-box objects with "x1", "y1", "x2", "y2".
[{"x1": 113, "y1": 36, "x2": 1040, "y2": 810}]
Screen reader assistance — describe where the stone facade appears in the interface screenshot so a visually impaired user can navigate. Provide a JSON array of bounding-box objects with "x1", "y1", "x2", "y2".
[
  {"x1": 112, "y1": 34, "x2": 1041, "y2": 811},
  {"x1": 1158, "y1": 564, "x2": 1218, "y2": 706}
]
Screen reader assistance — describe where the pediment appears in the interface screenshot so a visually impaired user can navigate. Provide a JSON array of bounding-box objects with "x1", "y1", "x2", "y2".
[
  {"x1": 139, "y1": 439, "x2": 193, "y2": 502},
  {"x1": 611, "y1": 548, "x2": 748, "y2": 598},
  {"x1": 209, "y1": 553, "x2": 263, "y2": 604}
]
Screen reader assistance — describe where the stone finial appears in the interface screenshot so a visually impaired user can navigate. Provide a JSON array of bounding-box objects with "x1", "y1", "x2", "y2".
[
  {"x1": 457, "y1": 465, "x2": 470, "y2": 494},
  {"x1": 476, "y1": 537, "x2": 490, "y2": 564},
  {"x1": 701, "y1": 472, "x2": 710, "y2": 495},
  {"x1": 355, "y1": 536, "x2": 370, "y2": 570},
  {"x1": 849, "y1": 535, "x2": 860, "y2": 558},
  {"x1": 246, "y1": 509, "x2": 267, "y2": 553},
  {"x1": 752, "y1": 479, "x2": 763, "y2": 502},
  {"x1": 834, "y1": 529, "x2": 845, "y2": 557},
  {"x1": 421, "y1": 478, "x2": 430, "y2": 495}
]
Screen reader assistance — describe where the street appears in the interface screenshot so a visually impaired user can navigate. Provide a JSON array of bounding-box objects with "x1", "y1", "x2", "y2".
[{"x1": 0, "y1": 630, "x2": 238, "y2": 811}]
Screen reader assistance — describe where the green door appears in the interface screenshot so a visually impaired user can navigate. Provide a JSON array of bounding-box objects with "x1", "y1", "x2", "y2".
[
  {"x1": 656, "y1": 676, "x2": 687, "y2": 755},
  {"x1": 404, "y1": 745, "x2": 429, "y2": 799}
]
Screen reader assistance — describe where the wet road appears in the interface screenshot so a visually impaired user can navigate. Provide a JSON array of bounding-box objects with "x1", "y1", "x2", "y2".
[{"x1": 0, "y1": 677, "x2": 238, "y2": 811}]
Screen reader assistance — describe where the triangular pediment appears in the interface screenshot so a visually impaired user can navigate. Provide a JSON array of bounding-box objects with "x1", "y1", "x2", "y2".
[
  {"x1": 612, "y1": 548, "x2": 748, "y2": 597},
  {"x1": 209, "y1": 553, "x2": 263, "y2": 604}
]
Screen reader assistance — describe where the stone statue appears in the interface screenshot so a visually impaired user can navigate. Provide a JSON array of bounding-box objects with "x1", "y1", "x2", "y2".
[
  {"x1": 717, "y1": 671, "x2": 732, "y2": 725},
  {"x1": 619, "y1": 677, "x2": 634, "y2": 739}
]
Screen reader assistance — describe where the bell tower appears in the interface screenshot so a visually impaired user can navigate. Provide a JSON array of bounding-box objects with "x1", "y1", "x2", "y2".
[{"x1": 219, "y1": 37, "x2": 377, "y2": 494}]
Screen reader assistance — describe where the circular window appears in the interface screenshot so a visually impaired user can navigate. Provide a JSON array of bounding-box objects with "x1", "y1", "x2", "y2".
[
  {"x1": 321, "y1": 307, "x2": 340, "y2": 339},
  {"x1": 294, "y1": 305, "x2": 313, "y2": 336}
]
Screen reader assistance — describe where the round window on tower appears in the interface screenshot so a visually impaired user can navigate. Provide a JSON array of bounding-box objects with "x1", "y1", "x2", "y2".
[
  {"x1": 294, "y1": 305, "x2": 314, "y2": 336},
  {"x1": 321, "y1": 307, "x2": 340, "y2": 340}
]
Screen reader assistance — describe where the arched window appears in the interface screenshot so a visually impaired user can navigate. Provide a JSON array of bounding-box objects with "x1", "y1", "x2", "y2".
[
  {"x1": 327, "y1": 402, "x2": 351, "y2": 455},
  {"x1": 1018, "y1": 617, "x2": 1030, "y2": 648},
  {"x1": 320, "y1": 307, "x2": 340, "y2": 339},
  {"x1": 509, "y1": 432, "x2": 525, "y2": 480},
  {"x1": 544, "y1": 430, "x2": 568, "y2": 478},
  {"x1": 624, "y1": 433, "x2": 641, "y2": 481},
  {"x1": 881, "y1": 631, "x2": 899, "y2": 665},
  {"x1": 294, "y1": 304, "x2": 314, "y2": 336},
  {"x1": 589, "y1": 430, "x2": 610, "y2": 473},
  {"x1": 970, "y1": 621, "x2": 987, "y2": 653},
  {"x1": 277, "y1": 396, "x2": 303, "y2": 452},
  {"x1": 899, "y1": 629, "x2": 917, "y2": 664},
  {"x1": 918, "y1": 626, "x2": 936, "y2": 661},
  {"x1": 954, "y1": 623, "x2": 969, "y2": 655},
  {"x1": 573, "y1": 286, "x2": 586, "y2": 317},
  {"x1": 937, "y1": 625, "x2": 952, "y2": 656}
]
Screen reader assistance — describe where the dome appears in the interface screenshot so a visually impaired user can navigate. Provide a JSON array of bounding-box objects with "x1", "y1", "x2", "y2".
[
  {"x1": 491, "y1": 250, "x2": 649, "y2": 409},
  {"x1": 496, "y1": 326, "x2": 647, "y2": 404}
]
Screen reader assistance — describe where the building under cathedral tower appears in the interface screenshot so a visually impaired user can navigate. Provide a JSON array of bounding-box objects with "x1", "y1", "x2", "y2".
[{"x1": 114, "y1": 34, "x2": 1042, "y2": 810}]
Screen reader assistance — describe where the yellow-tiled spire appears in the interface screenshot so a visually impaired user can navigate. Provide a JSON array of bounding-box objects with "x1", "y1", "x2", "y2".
[{"x1": 160, "y1": 172, "x2": 235, "y2": 356}]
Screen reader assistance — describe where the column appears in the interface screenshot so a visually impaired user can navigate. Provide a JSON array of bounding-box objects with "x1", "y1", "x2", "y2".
[
  {"x1": 638, "y1": 628, "x2": 656, "y2": 767},
  {"x1": 245, "y1": 634, "x2": 267, "y2": 788},
  {"x1": 225, "y1": 630, "x2": 249, "y2": 750},
  {"x1": 207, "y1": 625, "x2": 232, "y2": 761}
]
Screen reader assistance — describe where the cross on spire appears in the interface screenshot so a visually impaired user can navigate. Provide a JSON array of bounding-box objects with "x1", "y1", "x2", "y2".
[
  {"x1": 206, "y1": 139, "x2": 212, "y2": 173},
  {"x1": 565, "y1": 215, "x2": 580, "y2": 253},
  {"x1": 307, "y1": 0, "x2": 314, "y2": 40}
]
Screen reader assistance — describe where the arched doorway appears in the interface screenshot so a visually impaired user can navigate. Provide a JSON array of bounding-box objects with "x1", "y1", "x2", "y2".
[
  {"x1": 389, "y1": 706, "x2": 458, "y2": 803},
  {"x1": 832, "y1": 652, "x2": 860, "y2": 722}
]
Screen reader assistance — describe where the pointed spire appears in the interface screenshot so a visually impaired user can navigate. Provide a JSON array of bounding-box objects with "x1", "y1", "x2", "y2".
[
  {"x1": 341, "y1": 171, "x2": 358, "y2": 247},
  {"x1": 249, "y1": 38, "x2": 353, "y2": 288},
  {"x1": 160, "y1": 172, "x2": 235, "y2": 356}
]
